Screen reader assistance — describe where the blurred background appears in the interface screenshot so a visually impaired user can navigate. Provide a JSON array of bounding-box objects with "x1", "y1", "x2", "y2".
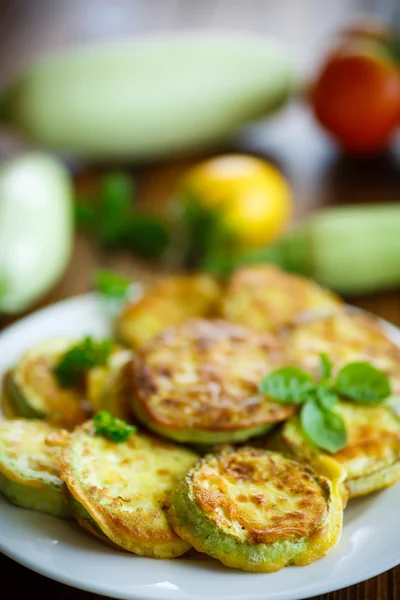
[{"x1": 0, "y1": 0, "x2": 400, "y2": 322}]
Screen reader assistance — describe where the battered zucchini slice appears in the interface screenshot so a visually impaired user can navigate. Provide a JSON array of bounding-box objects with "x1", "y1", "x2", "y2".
[
  {"x1": 168, "y1": 447, "x2": 346, "y2": 572},
  {"x1": 60, "y1": 421, "x2": 198, "y2": 558},
  {"x1": 221, "y1": 265, "x2": 342, "y2": 332},
  {"x1": 131, "y1": 318, "x2": 295, "y2": 445},
  {"x1": 271, "y1": 402, "x2": 400, "y2": 498},
  {"x1": 1, "y1": 372, "x2": 18, "y2": 418},
  {"x1": 86, "y1": 347, "x2": 134, "y2": 421},
  {"x1": 0, "y1": 418, "x2": 70, "y2": 517},
  {"x1": 5, "y1": 338, "x2": 91, "y2": 428},
  {"x1": 284, "y1": 308, "x2": 400, "y2": 393},
  {"x1": 116, "y1": 273, "x2": 221, "y2": 348}
]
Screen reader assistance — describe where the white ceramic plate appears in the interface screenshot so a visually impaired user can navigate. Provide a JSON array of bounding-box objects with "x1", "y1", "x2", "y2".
[{"x1": 0, "y1": 293, "x2": 399, "y2": 600}]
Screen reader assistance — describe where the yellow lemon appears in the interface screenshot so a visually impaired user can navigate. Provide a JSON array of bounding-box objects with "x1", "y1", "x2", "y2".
[{"x1": 179, "y1": 154, "x2": 293, "y2": 248}]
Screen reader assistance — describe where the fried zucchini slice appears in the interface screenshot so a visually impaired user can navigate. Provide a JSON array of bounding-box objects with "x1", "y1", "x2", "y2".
[
  {"x1": 5, "y1": 338, "x2": 91, "y2": 429},
  {"x1": 86, "y1": 347, "x2": 133, "y2": 421},
  {"x1": 168, "y1": 447, "x2": 346, "y2": 572},
  {"x1": 0, "y1": 418, "x2": 70, "y2": 517},
  {"x1": 271, "y1": 402, "x2": 400, "y2": 498},
  {"x1": 221, "y1": 265, "x2": 342, "y2": 332},
  {"x1": 1, "y1": 372, "x2": 18, "y2": 418},
  {"x1": 131, "y1": 318, "x2": 295, "y2": 445},
  {"x1": 284, "y1": 308, "x2": 400, "y2": 393},
  {"x1": 60, "y1": 421, "x2": 198, "y2": 558},
  {"x1": 116, "y1": 273, "x2": 221, "y2": 348}
]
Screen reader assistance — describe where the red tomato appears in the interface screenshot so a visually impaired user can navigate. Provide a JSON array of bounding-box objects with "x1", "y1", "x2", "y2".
[{"x1": 311, "y1": 40, "x2": 400, "y2": 154}]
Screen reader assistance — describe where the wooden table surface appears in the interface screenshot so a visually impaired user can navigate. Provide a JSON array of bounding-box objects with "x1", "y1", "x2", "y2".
[{"x1": 1, "y1": 1, "x2": 400, "y2": 599}]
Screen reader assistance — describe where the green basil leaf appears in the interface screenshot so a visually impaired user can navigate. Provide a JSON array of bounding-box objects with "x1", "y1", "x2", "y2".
[
  {"x1": 301, "y1": 399, "x2": 347, "y2": 453},
  {"x1": 319, "y1": 352, "x2": 332, "y2": 383},
  {"x1": 335, "y1": 361, "x2": 391, "y2": 404},
  {"x1": 259, "y1": 367, "x2": 315, "y2": 404},
  {"x1": 313, "y1": 386, "x2": 339, "y2": 411},
  {"x1": 93, "y1": 269, "x2": 131, "y2": 300}
]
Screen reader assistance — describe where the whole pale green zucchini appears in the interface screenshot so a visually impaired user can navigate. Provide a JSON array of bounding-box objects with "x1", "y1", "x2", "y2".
[
  {"x1": 0, "y1": 34, "x2": 292, "y2": 161},
  {"x1": 0, "y1": 153, "x2": 73, "y2": 313},
  {"x1": 215, "y1": 204, "x2": 400, "y2": 295}
]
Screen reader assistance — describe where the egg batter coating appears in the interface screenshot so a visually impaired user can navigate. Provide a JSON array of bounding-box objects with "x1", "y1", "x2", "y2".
[
  {"x1": 220, "y1": 265, "x2": 342, "y2": 332},
  {"x1": 168, "y1": 447, "x2": 345, "y2": 572},
  {"x1": 131, "y1": 318, "x2": 295, "y2": 444},
  {"x1": 0, "y1": 418, "x2": 70, "y2": 517},
  {"x1": 5, "y1": 338, "x2": 91, "y2": 429},
  {"x1": 270, "y1": 402, "x2": 400, "y2": 498},
  {"x1": 60, "y1": 421, "x2": 198, "y2": 558},
  {"x1": 116, "y1": 273, "x2": 221, "y2": 348},
  {"x1": 284, "y1": 308, "x2": 400, "y2": 393}
]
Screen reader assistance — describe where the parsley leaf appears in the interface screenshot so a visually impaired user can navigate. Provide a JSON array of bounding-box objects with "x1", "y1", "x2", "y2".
[
  {"x1": 76, "y1": 172, "x2": 170, "y2": 259},
  {"x1": 54, "y1": 336, "x2": 113, "y2": 388},
  {"x1": 301, "y1": 399, "x2": 347, "y2": 453},
  {"x1": 259, "y1": 367, "x2": 315, "y2": 404},
  {"x1": 123, "y1": 215, "x2": 170, "y2": 259},
  {"x1": 93, "y1": 411, "x2": 136, "y2": 443},
  {"x1": 96, "y1": 174, "x2": 133, "y2": 247},
  {"x1": 93, "y1": 269, "x2": 131, "y2": 300},
  {"x1": 177, "y1": 193, "x2": 237, "y2": 270},
  {"x1": 335, "y1": 362, "x2": 391, "y2": 404}
]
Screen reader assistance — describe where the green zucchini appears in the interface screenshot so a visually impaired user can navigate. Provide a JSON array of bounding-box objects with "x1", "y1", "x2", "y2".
[
  {"x1": 6, "y1": 338, "x2": 91, "y2": 429},
  {"x1": 218, "y1": 203, "x2": 400, "y2": 295},
  {"x1": 60, "y1": 421, "x2": 198, "y2": 557},
  {"x1": 86, "y1": 347, "x2": 134, "y2": 421},
  {"x1": 0, "y1": 34, "x2": 292, "y2": 161},
  {"x1": 0, "y1": 418, "x2": 70, "y2": 518},
  {"x1": 0, "y1": 153, "x2": 73, "y2": 313},
  {"x1": 168, "y1": 447, "x2": 345, "y2": 572}
]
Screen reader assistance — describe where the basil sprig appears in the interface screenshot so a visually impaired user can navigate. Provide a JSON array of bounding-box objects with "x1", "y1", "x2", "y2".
[{"x1": 259, "y1": 355, "x2": 391, "y2": 453}]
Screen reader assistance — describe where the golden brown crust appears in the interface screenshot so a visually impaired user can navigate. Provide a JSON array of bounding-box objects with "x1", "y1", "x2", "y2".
[
  {"x1": 192, "y1": 448, "x2": 329, "y2": 545},
  {"x1": 132, "y1": 318, "x2": 295, "y2": 433},
  {"x1": 221, "y1": 265, "x2": 342, "y2": 332},
  {"x1": 116, "y1": 274, "x2": 221, "y2": 348},
  {"x1": 59, "y1": 421, "x2": 197, "y2": 557},
  {"x1": 330, "y1": 404, "x2": 400, "y2": 477},
  {"x1": 284, "y1": 308, "x2": 400, "y2": 393},
  {"x1": 1, "y1": 372, "x2": 18, "y2": 419},
  {"x1": 15, "y1": 341, "x2": 91, "y2": 428}
]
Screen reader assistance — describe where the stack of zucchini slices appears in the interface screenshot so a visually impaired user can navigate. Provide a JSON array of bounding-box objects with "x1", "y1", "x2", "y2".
[{"x1": 1, "y1": 265, "x2": 400, "y2": 572}]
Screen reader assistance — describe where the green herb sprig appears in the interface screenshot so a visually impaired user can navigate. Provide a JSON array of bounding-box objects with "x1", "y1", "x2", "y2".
[
  {"x1": 93, "y1": 269, "x2": 131, "y2": 301},
  {"x1": 54, "y1": 336, "x2": 113, "y2": 388},
  {"x1": 259, "y1": 354, "x2": 391, "y2": 453},
  {"x1": 76, "y1": 172, "x2": 170, "y2": 259},
  {"x1": 93, "y1": 411, "x2": 136, "y2": 443}
]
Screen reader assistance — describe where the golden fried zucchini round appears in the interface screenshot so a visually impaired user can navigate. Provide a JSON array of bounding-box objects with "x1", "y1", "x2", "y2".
[
  {"x1": 116, "y1": 273, "x2": 221, "y2": 348},
  {"x1": 5, "y1": 338, "x2": 91, "y2": 428},
  {"x1": 1, "y1": 373, "x2": 18, "y2": 419},
  {"x1": 86, "y1": 347, "x2": 133, "y2": 421},
  {"x1": 272, "y1": 402, "x2": 400, "y2": 498},
  {"x1": 0, "y1": 418, "x2": 70, "y2": 517},
  {"x1": 284, "y1": 309, "x2": 400, "y2": 393},
  {"x1": 221, "y1": 265, "x2": 342, "y2": 332},
  {"x1": 131, "y1": 318, "x2": 295, "y2": 444},
  {"x1": 60, "y1": 421, "x2": 198, "y2": 558},
  {"x1": 168, "y1": 447, "x2": 345, "y2": 572}
]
